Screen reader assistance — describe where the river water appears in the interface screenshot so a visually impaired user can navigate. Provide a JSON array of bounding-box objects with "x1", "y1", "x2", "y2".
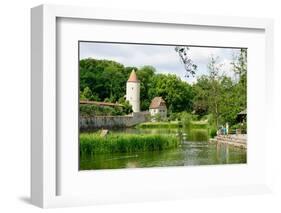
[{"x1": 80, "y1": 128, "x2": 247, "y2": 170}]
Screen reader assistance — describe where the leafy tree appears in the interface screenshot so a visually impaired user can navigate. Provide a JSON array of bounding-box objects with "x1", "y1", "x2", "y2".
[
  {"x1": 137, "y1": 66, "x2": 155, "y2": 110},
  {"x1": 80, "y1": 58, "x2": 195, "y2": 113},
  {"x1": 218, "y1": 76, "x2": 238, "y2": 125},
  {"x1": 180, "y1": 112, "x2": 192, "y2": 129},
  {"x1": 81, "y1": 86, "x2": 92, "y2": 100},
  {"x1": 118, "y1": 97, "x2": 133, "y2": 114},
  {"x1": 79, "y1": 49, "x2": 247, "y2": 129},
  {"x1": 192, "y1": 50, "x2": 247, "y2": 127},
  {"x1": 192, "y1": 76, "x2": 210, "y2": 116},
  {"x1": 207, "y1": 56, "x2": 222, "y2": 127},
  {"x1": 152, "y1": 113, "x2": 162, "y2": 122},
  {"x1": 80, "y1": 58, "x2": 128, "y2": 102},
  {"x1": 80, "y1": 86, "x2": 99, "y2": 101},
  {"x1": 231, "y1": 48, "x2": 247, "y2": 112},
  {"x1": 148, "y1": 74, "x2": 194, "y2": 113}
]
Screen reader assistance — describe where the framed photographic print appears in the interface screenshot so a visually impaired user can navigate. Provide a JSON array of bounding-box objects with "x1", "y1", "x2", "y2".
[
  {"x1": 78, "y1": 41, "x2": 247, "y2": 171},
  {"x1": 31, "y1": 4, "x2": 274, "y2": 208}
]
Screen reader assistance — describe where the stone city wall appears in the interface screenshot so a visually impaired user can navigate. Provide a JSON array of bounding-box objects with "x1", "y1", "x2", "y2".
[{"x1": 80, "y1": 112, "x2": 150, "y2": 130}]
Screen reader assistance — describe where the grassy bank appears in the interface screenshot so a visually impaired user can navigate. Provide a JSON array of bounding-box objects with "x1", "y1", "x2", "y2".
[
  {"x1": 137, "y1": 121, "x2": 181, "y2": 129},
  {"x1": 190, "y1": 121, "x2": 209, "y2": 129},
  {"x1": 136, "y1": 120, "x2": 213, "y2": 141},
  {"x1": 137, "y1": 121, "x2": 208, "y2": 129},
  {"x1": 80, "y1": 133, "x2": 179, "y2": 155}
]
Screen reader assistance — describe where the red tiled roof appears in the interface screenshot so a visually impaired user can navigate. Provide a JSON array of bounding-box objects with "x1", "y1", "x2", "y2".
[
  {"x1": 127, "y1": 69, "x2": 139, "y2": 82},
  {"x1": 149, "y1": 97, "x2": 166, "y2": 109}
]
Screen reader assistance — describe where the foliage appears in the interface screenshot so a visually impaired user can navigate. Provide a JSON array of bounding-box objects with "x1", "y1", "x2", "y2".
[
  {"x1": 231, "y1": 49, "x2": 247, "y2": 114},
  {"x1": 192, "y1": 50, "x2": 247, "y2": 128},
  {"x1": 80, "y1": 59, "x2": 131, "y2": 102},
  {"x1": 152, "y1": 113, "x2": 163, "y2": 122},
  {"x1": 80, "y1": 48, "x2": 247, "y2": 131},
  {"x1": 206, "y1": 56, "x2": 222, "y2": 127},
  {"x1": 148, "y1": 74, "x2": 194, "y2": 112},
  {"x1": 80, "y1": 58, "x2": 194, "y2": 113},
  {"x1": 190, "y1": 121, "x2": 209, "y2": 129},
  {"x1": 137, "y1": 66, "x2": 156, "y2": 110},
  {"x1": 137, "y1": 121, "x2": 181, "y2": 129},
  {"x1": 180, "y1": 112, "x2": 192, "y2": 129},
  {"x1": 209, "y1": 128, "x2": 217, "y2": 138},
  {"x1": 80, "y1": 104, "x2": 125, "y2": 117},
  {"x1": 230, "y1": 122, "x2": 247, "y2": 134},
  {"x1": 80, "y1": 86, "x2": 99, "y2": 101},
  {"x1": 167, "y1": 112, "x2": 181, "y2": 121},
  {"x1": 80, "y1": 133, "x2": 179, "y2": 155},
  {"x1": 118, "y1": 97, "x2": 133, "y2": 114},
  {"x1": 192, "y1": 76, "x2": 210, "y2": 116}
]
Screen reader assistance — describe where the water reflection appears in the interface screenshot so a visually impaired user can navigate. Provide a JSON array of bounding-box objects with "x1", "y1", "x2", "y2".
[{"x1": 80, "y1": 128, "x2": 246, "y2": 170}]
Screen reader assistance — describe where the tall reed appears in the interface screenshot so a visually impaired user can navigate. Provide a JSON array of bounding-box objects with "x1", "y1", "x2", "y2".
[{"x1": 80, "y1": 133, "x2": 179, "y2": 156}]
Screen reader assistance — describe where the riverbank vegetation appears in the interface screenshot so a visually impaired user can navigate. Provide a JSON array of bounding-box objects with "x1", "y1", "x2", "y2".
[
  {"x1": 80, "y1": 133, "x2": 179, "y2": 155},
  {"x1": 80, "y1": 48, "x2": 247, "y2": 132},
  {"x1": 137, "y1": 114, "x2": 213, "y2": 140},
  {"x1": 137, "y1": 119, "x2": 210, "y2": 130},
  {"x1": 80, "y1": 97, "x2": 132, "y2": 117},
  {"x1": 80, "y1": 104, "x2": 124, "y2": 117},
  {"x1": 137, "y1": 121, "x2": 181, "y2": 129}
]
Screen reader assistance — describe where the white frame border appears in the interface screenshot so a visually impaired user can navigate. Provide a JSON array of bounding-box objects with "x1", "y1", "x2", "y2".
[{"x1": 31, "y1": 4, "x2": 274, "y2": 208}]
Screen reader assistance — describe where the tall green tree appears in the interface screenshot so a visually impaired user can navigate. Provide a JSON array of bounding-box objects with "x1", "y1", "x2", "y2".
[
  {"x1": 137, "y1": 66, "x2": 155, "y2": 110},
  {"x1": 207, "y1": 56, "x2": 222, "y2": 127},
  {"x1": 149, "y1": 74, "x2": 194, "y2": 113},
  {"x1": 231, "y1": 48, "x2": 247, "y2": 111},
  {"x1": 192, "y1": 49, "x2": 247, "y2": 127},
  {"x1": 80, "y1": 58, "x2": 130, "y2": 102},
  {"x1": 192, "y1": 76, "x2": 210, "y2": 116}
]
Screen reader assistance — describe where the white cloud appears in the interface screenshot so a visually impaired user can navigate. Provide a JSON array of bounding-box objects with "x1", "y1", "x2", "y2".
[{"x1": 80, "y1": 42, "x2": 241, "y2": 83}]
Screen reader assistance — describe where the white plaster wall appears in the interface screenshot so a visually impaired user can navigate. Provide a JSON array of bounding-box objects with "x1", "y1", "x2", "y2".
[
  {"x1": 149, "y1": 108, "x2": 158, "y2": 116},
  {"x1": 149, "y1": 107, "x2": 167, "y2": 118},
  {"x1": 126, "y1": 82, "x2": 140, "y2": 112}
]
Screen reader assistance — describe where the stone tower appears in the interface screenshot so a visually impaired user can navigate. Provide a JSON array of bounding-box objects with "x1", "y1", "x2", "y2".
[{"x1": 126, "y1": 69, "x2": 140, "y2": 112}]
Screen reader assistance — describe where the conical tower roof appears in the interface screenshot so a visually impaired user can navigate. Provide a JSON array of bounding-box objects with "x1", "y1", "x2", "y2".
[{"x1": 127, "y1": 69, "x2": 139, "y2": 82}]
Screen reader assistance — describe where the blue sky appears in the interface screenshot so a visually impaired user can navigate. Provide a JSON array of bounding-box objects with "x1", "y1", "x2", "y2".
[{"x1": 80, "y1": 42, "x2": 241, "y2": 84}]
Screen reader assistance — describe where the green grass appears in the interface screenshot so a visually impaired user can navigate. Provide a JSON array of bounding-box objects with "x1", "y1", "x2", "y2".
[
  {"x1": 137, "y1": 120, "x2": 208, "y2": 129},
  {"x1": 190, "y1": 121, "x2": 209, "y2": 129},
  {"x1": 137, "y1": 121, "x2": 181, "y2": 129},
  {"x1": 80, "y1": 133, "x2": 179, "y2": 155}
]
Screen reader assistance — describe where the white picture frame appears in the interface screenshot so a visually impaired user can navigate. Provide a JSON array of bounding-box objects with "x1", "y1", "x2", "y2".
[{"x1": 31, "y1": 4, "x2": 274, "y2": 208}]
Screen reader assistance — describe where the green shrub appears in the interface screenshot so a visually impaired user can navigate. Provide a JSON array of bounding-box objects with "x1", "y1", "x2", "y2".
[
  {"x1": 180, "y1": 112, "x2": 192, "y2": 129},
  {"x1": 209, "y1": 128, "x2": 217, "y2": 138},
  {"x1": 168, "y1": 112, "x2": 180, "y2": 121},
  {"x1": 230, "y1": 122, "x2": 247, "y2": 134},
  {"x1": 80, "y1": 104, "x2": 125, "y2": 117}
]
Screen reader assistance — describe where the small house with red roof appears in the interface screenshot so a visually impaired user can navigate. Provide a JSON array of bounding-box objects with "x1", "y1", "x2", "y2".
[{"x1": 149, "y1": 97, "x2": 167, "y2": 119}]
